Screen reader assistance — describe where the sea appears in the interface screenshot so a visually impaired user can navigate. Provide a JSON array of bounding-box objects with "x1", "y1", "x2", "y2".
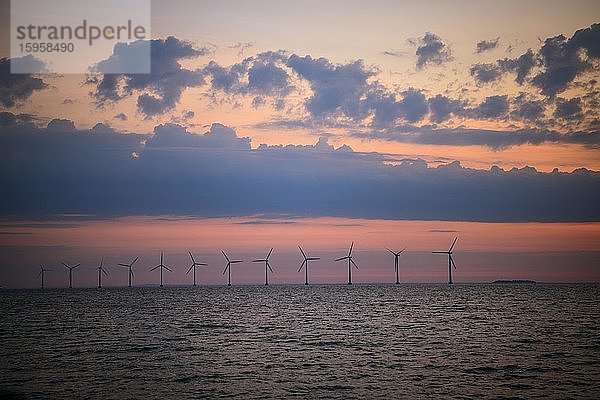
[{"x1": 0, "y1": 284, "x2": 598, "y2": 399}]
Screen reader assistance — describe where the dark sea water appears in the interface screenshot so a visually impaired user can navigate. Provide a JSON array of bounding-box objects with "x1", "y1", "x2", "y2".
[{"x1": 0, "y1": 284, "x2": 599, "y2": 399}]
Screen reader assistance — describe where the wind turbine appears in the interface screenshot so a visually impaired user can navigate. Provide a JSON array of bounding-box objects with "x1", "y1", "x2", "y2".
[
  {"x1": 118, "y1": 256, "x2": 138, "y2": 287},
  {"x1": 96, "y1": 257, "x2": 108, "y2": 288},
  {"x1": 433, "y1": 237, "x2": 458, "y2": 284},
  {"x1": 187, "y1": 251, "x2": 207, "y2": 287},
  {"x1": 62, "y1": 262, "x2": 81, "y2": 288},
  {"x1": 386, "y1": 247, "x2": 406, "y2": 284},
  {"x1": 253, "y1": 248, "x2": 274, "y2": 286},
  {"x1": 298, "y1": 245, "x2": 319, "y2": 285},
  {"x1": 335, "y1": 242, "x2": 359, "y2": 285},
  {"x1": 150, "y1": 252, "x2": 172, "y2": 287},
  {"x1": 39, "y1": 265, "x2": 51, "y2": 289},
  {"x1": 222, "y1": 251, "x2": 242, "y2": 286}
]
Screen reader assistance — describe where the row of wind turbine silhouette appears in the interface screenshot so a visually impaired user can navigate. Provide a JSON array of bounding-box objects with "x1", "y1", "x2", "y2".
[{"x1": 35, "y1": 238, "x2": 458, "y2": 288}]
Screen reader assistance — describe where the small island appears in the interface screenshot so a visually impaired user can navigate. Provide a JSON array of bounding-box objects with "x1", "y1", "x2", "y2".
[{"x1": 492, "y1": 279, "x2": 537, "y2": 284}]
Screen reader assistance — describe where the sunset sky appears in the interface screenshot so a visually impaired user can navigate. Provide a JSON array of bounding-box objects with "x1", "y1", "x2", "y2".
[{"x1": 1, "y1": 0, "x2": 599, "y2": 287}]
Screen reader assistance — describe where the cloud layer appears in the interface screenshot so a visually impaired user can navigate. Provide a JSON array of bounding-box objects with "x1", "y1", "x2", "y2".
[{"x1": 1, "y1": 118, "x2": 598, "y2": 222}]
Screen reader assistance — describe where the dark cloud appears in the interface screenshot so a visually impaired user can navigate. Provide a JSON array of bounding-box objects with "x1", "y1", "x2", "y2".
[
  {"x1": 0, "y1": 57, "x2": 47, "y2": 107},
  {"x1": 414, "y1": 33, "x2": 453, "y2": 69},
  {"x1": 114, "y1": 113, "x2": 128, "y2": 121},
  {"x1": 510, "y1": 96, "x2": 546, "y2": 121},
  {"x1": 531, "y1": 23, "x2": 600, "y2": 97},
  {"x1": 92, "y1": 37, "x2": 206, "y2": 116},
  {"x1": 497, "y1": 49, "x2": 536, "y2": 85},
  {"x1": 287, "y1": 54, "x2": 375, "y2": 120},
  {"x1": 0, "y1": 112, "x2": 35, "y2": 126},
  {"x1": 470, "y1": 63, "x2": 504, "y2": 84},
  {"x1": 428, "y1": 95, "x2": 465, "y2": 123},
  {"x1": 354, "y1": 126, "x2": 599, "y2": 150},
  {"x1": 471, "y1": 95, "x2": 509, "y2": 119},
  {"x1": 1, "y1": 120, "x2": 598, "y2": 222},
  {"x1": 475, "y1": 38, "x2": 500, "y2": 53},
  {"x1": 554, "y1": 97, "x2": 583, "y2": 120}
]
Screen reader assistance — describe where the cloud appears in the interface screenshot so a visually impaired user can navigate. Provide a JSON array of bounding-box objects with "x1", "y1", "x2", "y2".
[
  {"x1": 1, "y1": 119, "x2": 598, "y2": 222},
  {"x1": 414, "y1": 33, "x2": 453, "y2": 69},
  {"x1": 353, "y1": 125, "x2": 599, "y2": 150},
  {"x1": 0, "y1": 57, "x2": 47, "y2": 107},
  {"x1": 470, "y1": 63, "x2": 504, "y2": 84},
  {"x1": 287, "y1": 54, "x2": 375, "y2": 120},
  {"x1": 531, "y1": 23, "x2": 600, "y2": 97},
  {"x1": 510, "y1": 95, "x2": 546, "y2": 121},
  {"x1": 428, "y1": 95, "x2": 465, "y2": 123},
  {"x1": 475, "y1": 38, "x2": 500, "y2": 53},
  {"x1": 497, "y1": 49, "x2": 536, "y2": 85},
  {"x1": 554, "y1": 97, "x2": 583, "y2": 120},
  {"x1": 470, "y1": 95, "x2": 509, "y2": 119},
  {"x1": 92, "y1": 37, "x2": 207, "y2": 116}
]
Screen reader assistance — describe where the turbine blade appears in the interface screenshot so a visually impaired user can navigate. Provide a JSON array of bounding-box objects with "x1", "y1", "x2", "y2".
[
  {"x1": 349, "y1": 242, "x2": 354, "y2": 256},
  {"x1": 335, "y1": 256, "x2": 348, "y2": 262},
  {"x1": 450, "y1": 256, "x2": 457, "y2": 269},
  {"x1": 399, "y1": 247, "x2": 406, "y2": 253},
  {"x1": 449, "y1": 237, "x2": 458, "y2": 252},
  {"x1": 267, "y1": 262, "x2": 274, "y2": 273},
  {"x1": 189, "y1": 251, "x2": 195, "y2": 263},
  {"x1": 102, "y1": 269, "x2": 108, "y2": 276},
  {"x1": 221, "y1": 251, "x2": 230, "y2": 262},
  {"x1": 62, "y1": 262, "x2": 69, "y2": 268},
  {"x1": 186, "y1": 265, "x2": 193, "y2": 274},
  {"x1": 73, "y1": 264, "x2": 81, "y2": 269},
  {"x1": 351, "y1": 259, "x2": 359, "y2": 269},
  {"x1": 432, "y1": 251, "x2": 447, "y2": 254},
  {"x1": 308, "y1": 257, "x2": 320, "y2": 261},
  {"x1": 117, "y1": 263, "x2": 129, "y2": 267},
  {"x1": 100, "y1": 257, "x2": 104, "y2": 267},
  {"x1": 298, "y1": 245, "x2": 306, "y2": 258},
  {"x1": 267, "y1": 248, "x2": 273, "y2": 259},
  {"x1": 150, "y1": 265, "x2": 160, "y2": 271},
  {"x1": 386, "y1": 248, "x2": 396, "y2": 255},
  {"x1": 222, "y1": 264, "x2": 229, "y2": 275},
  {"x1": 198, "y1": 263, "x2": 208, "y2": 266},
  {"x1": 252, "y1": 259, "x2": 265, "y2": 263},
  {"x1": 160, "y1": 252, "x2": 163, "y2": 264},
  {"x1": 131, "y1": 256, "x2": 139, "y2": 265},
  {"x1": 298, "y1": 260, "x2": 306, "y2": 272},
  {"x1": 231, "y1": 260, "x2": 243, "y2": 264},
  {"x1": 130, "y1": 269, "x2": 134, "y2": 278},
  {"x1": 164, "y1": 266, "x2": 172, "y2": 272}
]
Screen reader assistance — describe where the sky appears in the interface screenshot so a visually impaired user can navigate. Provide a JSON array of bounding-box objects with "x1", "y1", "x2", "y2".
[{"x1": 0, "y1": 0, "x2": 599, "y2": 287}]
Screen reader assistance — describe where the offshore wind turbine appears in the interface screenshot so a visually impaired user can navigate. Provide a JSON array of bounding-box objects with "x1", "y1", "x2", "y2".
[
  {"x1": 96, "y1": 257, "x2": 108, "y2": 288},
  {"x1": 118, "y1": 257, "x2": 138, "y2": 287},
  {"x1": 39, "y1": 265, "x2": 51, "y2": 289},
  {"x1": 62, "y1": 262, "x2": 81, "y2": 288},
  {"x1": 187, "y1": 251, "x2": 207, "y2": 287},
  {"x1": 298, "y1": 245, "x2": 319, "y2": 285},
  {"x1": 433, "y1": 237, "x2": 458, "y2": 284},
  {"x1": 150, "y1": 252, "x2": 172, "y2": 287},
  {"x1": 386, "y1": 247, "x2": 406, "y2": 284},
  {"x1": 253, "y1": 248, "x2": 274, "y2": 286},
  {"x1": 222, "y1": 251, "x2": 242, "y2": 286},
  {"x1": 335, "y1": 242, "x2": 359, "y2": 285}
]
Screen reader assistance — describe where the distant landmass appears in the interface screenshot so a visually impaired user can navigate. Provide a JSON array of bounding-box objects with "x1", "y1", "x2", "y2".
[{"x1": 493, "y1": 280, "x2": 537, "y2": 284}]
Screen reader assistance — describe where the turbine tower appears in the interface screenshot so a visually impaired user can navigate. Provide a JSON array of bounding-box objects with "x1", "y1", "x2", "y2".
[
  {"x1": 118, "y1": 257, "x2": 138, "y2": 287},
  {"x1": 96, "y1": 257, "x2": 108, "y2": 288},
  {"x1": 187, "y1": 251, "x2": 207, "y2": 287},
  {"x1": 386, "y1": 247, "x2": 406, "y2": 284},
  {"x1": 433, "y1": 237, "x2": 458, "y2": 284},
  {"x1": 39, "y1": 265, "x2": 51, "y2": 289},
  {"x1": 222, "y1": 251, "x2": 242, "y2": 286},
  {"x1": 150, "y1": 252, "x2": 172, "y2": 287},
  {"x1": 335, "y1": 242, "x2": 359, "y2": 285},
  {"x1": 298, "y1": 245, "x2": 319, "y2": 285},
  {"x1": 62, "y1": 262, "x2": 81, "y2": 289},
  {"x1": 253, "y1": 248, "x2": 274, "y2": 286}
]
